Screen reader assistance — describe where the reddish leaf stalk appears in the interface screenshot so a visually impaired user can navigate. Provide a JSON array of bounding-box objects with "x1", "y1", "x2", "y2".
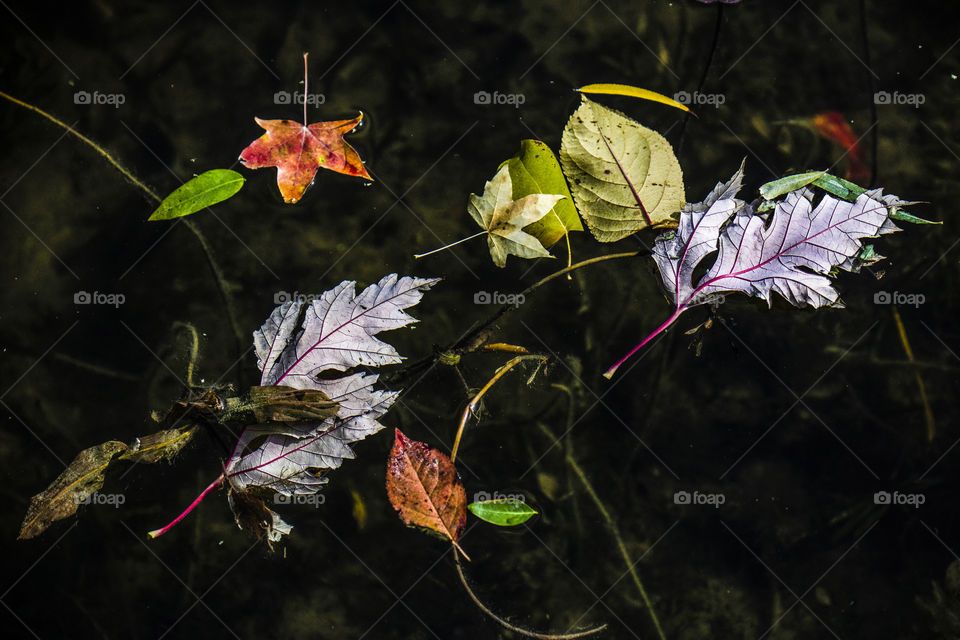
[{"x1": 148, "y1": 473, "x2": 224, "y2": 538}]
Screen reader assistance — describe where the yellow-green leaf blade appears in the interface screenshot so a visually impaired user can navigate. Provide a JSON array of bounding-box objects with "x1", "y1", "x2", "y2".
[
  {"x1": 499, "y1": 139, "x2": 582, "y2": 248},
  {"x1": 577, "y1": 83, "x2": 692, "y2": 114},
  {"x1": 149, "y1": 169, "x2": 245, "y2": 221},
  {"x1": 560, "y1": 96, "x2": 685, "y2": 242}
]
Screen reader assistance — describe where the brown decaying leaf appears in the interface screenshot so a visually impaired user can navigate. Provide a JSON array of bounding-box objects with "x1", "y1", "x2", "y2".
[
  {"x1": 19, "y1": 440, "x2": 127, "y2": 540},
  {"x1": 386, "y1": 429, "x2": 467, "y2": 553}
]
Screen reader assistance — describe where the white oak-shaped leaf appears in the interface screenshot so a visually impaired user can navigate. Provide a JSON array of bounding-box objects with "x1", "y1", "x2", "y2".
[
  {"x1": 468, "y1": 164, "x2": 565, "y2": 268},
  {"x1": 150, "y1": 274, "x2": 438, "y2": 542},
  {"x1": 254, "y1": 274, "x2": 440, "y2": 389},
  {"x1": 605, "y1": 167, "x2": 907, "y2": 377},
  {"x1": 560, "y1": 96, "x2": 685, "y2": 242}
]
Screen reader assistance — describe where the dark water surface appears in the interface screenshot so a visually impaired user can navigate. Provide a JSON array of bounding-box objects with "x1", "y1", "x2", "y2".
[{"x1": 2, "y1": 1, "x2": 959, "y2": 638}]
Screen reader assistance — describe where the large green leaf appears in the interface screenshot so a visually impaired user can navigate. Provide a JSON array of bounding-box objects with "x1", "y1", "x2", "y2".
[
  {"x1": 499, "y1": 139, "x2": 582, "y2": 248},
  {"x1": 560, "y1": 96, "x2": 685, "y2": 242},
  {"x1": 149, "y1": 169, "x2": 245, "y2": 221}
]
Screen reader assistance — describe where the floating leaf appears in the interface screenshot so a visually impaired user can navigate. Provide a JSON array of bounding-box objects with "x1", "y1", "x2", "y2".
[
  {"x1": 468, "y1": 498, "x2": 538, "y2": 526},
  {"x1": 577, "y1": 83, "x2": 692, "y2": 113},
  {"x1": 19, "y1": 441, "x2": 127, "y2": 539},
  {"x1": 499, "y1": 139, "x2": 582, "y2": 248},
  {"x1": 560, "y1": 96, "x2": 685, "y2": 242},
  {"x1": 605, "y1": 165, "x2": 917, "y2": 377},
  {"x1": 468, "y1": 164, "x2": 565, "y2": 267},
  {"x1": 386, "y1": 429, "x2": 467, "y2": 553},
  {"x1": 239, "y1": 115, "x2": 371, "y2": 203},
  {"x1": 148, "y1": 169, "x2": 245, "y2": 221},
  {"x1": 119, "y1": 426, "x2": 197, "y2": 464},
  {"x1": 147, "y1": 274, "x2": 439, "y2": 541}
]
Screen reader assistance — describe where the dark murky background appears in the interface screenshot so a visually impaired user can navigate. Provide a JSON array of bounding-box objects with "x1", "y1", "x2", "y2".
[{"x1": 2, "y1": 1, "x2": 959, "y2": 638}]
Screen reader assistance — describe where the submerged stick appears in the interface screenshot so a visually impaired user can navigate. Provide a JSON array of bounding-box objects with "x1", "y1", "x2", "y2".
[{"x1": 454, "y1": 552, "x2": 606, "y2": 639}]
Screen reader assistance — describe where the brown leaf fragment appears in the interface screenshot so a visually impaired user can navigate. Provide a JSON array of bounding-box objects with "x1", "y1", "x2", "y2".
[
  {"x1": 227, "y1": 485, "x2": 292, "y2": 548},
  {"x1": 120, "y1": 426, "x2": 197, "y2": 464},
  {"x1": 19, "y1": 440, "x2": 128, "y2": 540},
  {"x1": 221, "y1": 385, "x2": 339, "y2": 425},
  {"x1": 386, "y1": 429, "x2": 467, "y2": 555}
]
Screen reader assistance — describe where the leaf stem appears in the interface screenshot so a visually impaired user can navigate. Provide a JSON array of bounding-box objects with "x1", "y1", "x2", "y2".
[
  {"x1": 0, "y1": 90, "x2": 246, "y2": 355},
  {"x1": 603, "y1": 306, "x2": 684, "y2": 379},
  {"x1": 147, "y1": 473, "x2": 224, "y2": 538},
  {"x1": 450, "y1": 354, "x2": 548, "y2": 464},
  {"x1": 302, "y1": 52, "x2": 309, "y2": 127},
  {"x1": 536, "y1": 422, "x2": 666, "y2": 640},
  {"x1": 454, "y1": 551, "x2": 606, "y2": 639},
  {"x1": 413, "y1": 230, "x2": 487, "y2": 259}
]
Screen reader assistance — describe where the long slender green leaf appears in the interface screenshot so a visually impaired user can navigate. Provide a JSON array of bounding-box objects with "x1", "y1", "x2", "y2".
[{"x1": 149, "y1": 169, "x2": 245, "y2": 221}]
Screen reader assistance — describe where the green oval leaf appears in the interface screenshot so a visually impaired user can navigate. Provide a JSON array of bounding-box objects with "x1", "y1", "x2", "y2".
[
  {"x1": 467, "y1": 498, "x2": 537, "y2": 526},
  {"x1": 499, "y1": 139, "x2": 582, "y2": 248},
  {"x1": 149, "y1": 169, "x2": 245, "y2": 221}
]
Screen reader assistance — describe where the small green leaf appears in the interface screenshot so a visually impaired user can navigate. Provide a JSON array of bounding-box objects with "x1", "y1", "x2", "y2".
[
  {"x1": 811, "y1": 173, "x2": 866, "y2": 201},
  {"x1": 499, "y1": 139, "x2": 582, "y2": 248},
  {"x1": 758, "y1": 171, "x2": 825, "y2": 200},
  {"x1": 467, "y1": 498, "x2": 538, "y2": 526},
  {"x1": 149, "y1": 169, "x2": 245, "y2": 221},
  {"x1": 890, "y1": 209, "x2": 940, "y2": 225}
]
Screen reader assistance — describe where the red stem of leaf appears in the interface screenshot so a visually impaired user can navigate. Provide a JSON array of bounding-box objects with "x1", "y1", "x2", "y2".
[
  {"x1": 148, "y1": 473, "x2": 224, "y2": 539},
  {"x1": 603, "y1": 307, "x2": 685, "y2": 379}
]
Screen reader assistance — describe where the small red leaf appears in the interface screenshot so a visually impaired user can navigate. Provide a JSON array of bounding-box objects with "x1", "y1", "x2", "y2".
[
  {"x1": 386, "y1": 429, "x2": 467, "y2": 547},
  {"x1": 238, "y1": 114, "x2": 372, "y2": 204}
]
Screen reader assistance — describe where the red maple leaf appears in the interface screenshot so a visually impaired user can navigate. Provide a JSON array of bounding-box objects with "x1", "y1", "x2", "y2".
[
  {"x1": 239, "y1": 114, "x2": 372, "y2": 203},
  {"x1": 238, "y1": 53, "x2": 372, "y2": 203}
]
